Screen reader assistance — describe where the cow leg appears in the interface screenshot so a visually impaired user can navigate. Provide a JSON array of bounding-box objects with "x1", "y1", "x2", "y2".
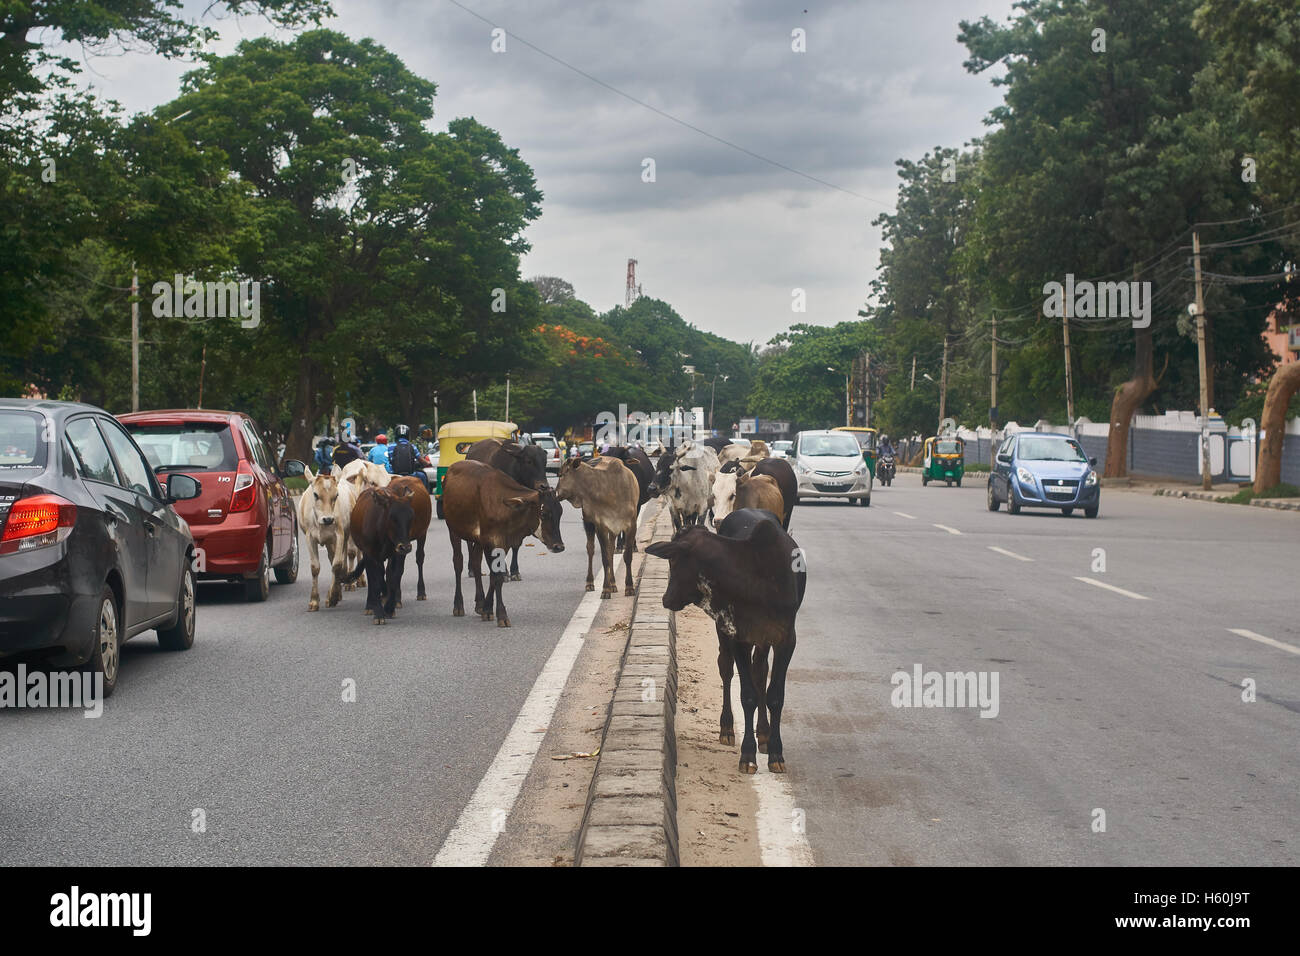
[
  {"x1": 493, "y1": 570, "x2": 510, "y2": 627},
  {"x1": 731, "y1": 639, "x2": 759, "y2": 773},
  {"x1": 670, "y1": 508, "x2": 682, "y2": 534},
  {"x1": 450, "y1": 531, "x2": 465, "y2": 617},
  {"x1": 307, "y1": 537, "x2": 322, "y2": 611},
  {"x1": 481, "y1": 549, "x2": 501, "y2": 621},
  {"x1": 716, "y1": 627, "x2": 735, "y2": 746},
  {"x1": 468, "y1": 542, "x2": 486, "y2": 617},
  {"x1": 583, "y1": 519, "x2": 596, "y2": 592},
  {"x1": 509, "y1": 546, "x2": 521, "y2": 582},
  {"x1": 766, "y1": 634, "x2": 796, "y2": 772},
  {"x1": 367, "y1": 555, "x2": 386, "y2": 624},
  {"x1": 416, "y1": 533, "x2": 427, "y2": 600},
  {"x1": 597, "y1": 527, "x2": 614, "y2": 599},
  {"x1": 383, "y1": 554, "x2": 401, "y2": 619},
  {"x1": 622, "y1": 525, "x2": 635, "y2": 596},
  {"x1": 751, "y1": 644, "x2": 770, "y2": 754},
  {"x1": 327, "y1": 538, "x2": 346, "y2": 608}
]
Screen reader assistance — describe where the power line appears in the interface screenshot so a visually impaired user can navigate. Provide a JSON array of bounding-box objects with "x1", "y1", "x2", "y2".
[{"x1": 442, "y1": 0, "x2": 892, "y2": 208}]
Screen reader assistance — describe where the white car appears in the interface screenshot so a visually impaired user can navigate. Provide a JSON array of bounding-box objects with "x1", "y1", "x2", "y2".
[
  {"x1": 792, "y1": 430, "x2": 872, "y2": 505},
  {"x1": 770, "y1": 440, "x2": 794, "y2": 459},
  {"x1": 531, "y1": 433, "x2": 562, "y2": 472}
]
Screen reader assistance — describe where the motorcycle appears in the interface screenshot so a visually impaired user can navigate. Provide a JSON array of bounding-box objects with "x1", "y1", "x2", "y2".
[{"x1": 878, "y1": 453, "x2": 896, "y2": 487}]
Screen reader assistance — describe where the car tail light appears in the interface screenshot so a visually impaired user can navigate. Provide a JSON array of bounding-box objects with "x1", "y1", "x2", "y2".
[
  {"x1": 228, "y1": 462, "x2": 258, "y2": 513},
  {"x1": 0, "y1": 494, "x2": 76, "y2": 555}
]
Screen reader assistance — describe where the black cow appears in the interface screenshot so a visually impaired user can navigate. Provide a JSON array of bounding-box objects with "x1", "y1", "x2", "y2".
[
  {"x1": 465, "y1": 438, "x2": 550, "y2": 580},
  {"x1": 343, "y1": 487, "x2": 415, "y2": 625},
  {"x1": 645, "y1": 508, "x2": 806, "y2": 774},
  {"x1": 702, "y1": 436, "x2": 734, "y2": 454}
]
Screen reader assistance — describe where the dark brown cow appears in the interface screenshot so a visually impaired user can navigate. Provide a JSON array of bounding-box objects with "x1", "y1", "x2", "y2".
[
  {"x1": 442, "y1": 459, "x2": 565, "y2": 627},
  {"x1": 555, "y1": 457, "x2": 639, "y2": 598},
  {"x1": 645, "y1": 508, "x2": 806, "y2": 774},
  {"x1": 386, "y1": 475, "x2": 432, "y2": 607},
  {"x1": 464, "y1": 438, "x2": 550, "y2": 580},
  {"x1": 749, "y1": 456, "x2": 797, "y2": 530},
  {"x1": 343, "y1": 486, "x2": 415, "y2": 625}
]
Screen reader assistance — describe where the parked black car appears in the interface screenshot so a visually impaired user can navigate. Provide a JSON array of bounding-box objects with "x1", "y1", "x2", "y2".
[{"x1": 0, "y1": 400, "x2": 202, "y2": 696}]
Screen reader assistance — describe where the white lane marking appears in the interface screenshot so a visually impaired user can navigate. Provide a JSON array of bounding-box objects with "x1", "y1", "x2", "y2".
[
  {"x1": 434, "y1": 504, "x2": 655, "y2": 865},
  {"x1": 988, "y1": 546, "x2": 1033, "y2": 562},
  {"x1": 433, "y1": 588, "x2": 601, "y2": 866},
  {"x1": 933, "y1": 523, "x2": 963, "y2": 535},
  {"x1": 753, "y1": 771, "x2": 814, "y2": 867},
  {"x1": 1074, "y1": 576, "x2": 1148, "y2": 600},
  {"x1": 1228, "y1": 628, "x2": 1300, "y2": 657},
  {"x1": 892, "y1": 511, "x2": 916, "y2": 519}
]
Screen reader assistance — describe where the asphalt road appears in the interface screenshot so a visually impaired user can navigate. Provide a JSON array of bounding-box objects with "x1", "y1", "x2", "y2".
[
  {"x1": 0, "y1": 483, "x2": 593, "y2": 866},
  {"x1": 780, "y1": 474, "x2": 1299, "y2": 865}
]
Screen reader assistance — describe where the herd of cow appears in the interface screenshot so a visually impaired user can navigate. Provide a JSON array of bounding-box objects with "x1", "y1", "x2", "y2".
[{"x1": 294, "y1": 434, "x2": 806, "y2": 773}]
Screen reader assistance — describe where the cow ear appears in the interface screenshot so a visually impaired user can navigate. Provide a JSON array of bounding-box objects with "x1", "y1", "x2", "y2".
[
  {"x1": 646, "y1": 539, "x2": 686, "y2": 560},
  {"x1": 748, "y1": 516, "x2": 783, "y2": 547},
  {"x1": 679, "y1": 464, "x2": 695, "y2": 472},
  {"x1": 720, "y1": 460, "x2": 739, "y2": 474},
  {"x1": 505, "y1": 495, "x2": 534, "y2": 510}
]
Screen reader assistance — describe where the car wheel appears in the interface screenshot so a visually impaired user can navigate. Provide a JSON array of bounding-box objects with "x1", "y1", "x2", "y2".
[
  {"x1": 435, "y1": 497, "x2": 444, "y2": 520},
  {"x1": 1007, "y1": 487, "x2": 1022, "y2": 515},
  {"x1": 274, "y1": 524, "x2": 299, "y2": 584},
  {"x1": 1084, "y1": 505, "x2": 1099, "y2": 518},
  {"x1": 1061, "y1": 507, "x2": 1074, "y2": 517},
  {"x1": 85, "y1": 585, "x2": 120, "y2": 698},
  {"x1": 987, "y1": 481, "x2": 1000, "y2": 511},
  {"x1": 245, "y1": 540, "x2": 270, "y2": 602},
  {"x1": 158, "y1": 563, "x2": 196, "y2": 651}
]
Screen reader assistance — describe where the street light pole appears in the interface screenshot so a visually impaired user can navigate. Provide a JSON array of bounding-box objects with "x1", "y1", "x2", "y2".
[
  {"x1": 1193, "y1": 231, "x2": 1212, "y2": 490},
  {"x1": 131, "y1": 262, "x2": 139, "y2": 412}
]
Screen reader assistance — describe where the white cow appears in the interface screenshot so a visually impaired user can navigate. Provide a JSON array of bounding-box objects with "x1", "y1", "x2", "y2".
[
  {"x1": 297, "y1": 469, "x2": 357, "y2": 610},
  {"x1": 664, "y1": 441, "x2": 719, "y2": 533}
]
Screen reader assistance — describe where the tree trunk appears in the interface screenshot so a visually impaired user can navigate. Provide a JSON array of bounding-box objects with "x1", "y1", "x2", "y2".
[
  {"x1": 1103, "y1": 326, "x2": 1157, "y2": 478},
  {"x1": 284, "y1": 354, "x2": 318, "y2": 465},
  {"x1": 1254, "y1": 361, "x2": 1300, "y2": 492}
]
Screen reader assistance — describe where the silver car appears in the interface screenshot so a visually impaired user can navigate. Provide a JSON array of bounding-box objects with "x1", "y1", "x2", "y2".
[{"x1": 792, "y1": 430, "x2": 872, "y2": 506}]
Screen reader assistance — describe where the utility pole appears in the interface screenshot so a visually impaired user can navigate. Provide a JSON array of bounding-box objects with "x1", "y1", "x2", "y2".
[
  {"x1": 472, "y1": 389, "x2": 477, "y2": 420},
  {"x1": 433, "y1": 391, "x2": 439, "y2": 436},
  {"x1": 131, "y1": 263, "x2": 139, "y2": 412},
  {"x1": 844, "y1": 370, "x2": 851, "y2": 427},
  {"x1": 505, "y1": 371, "x2": 511, "y2": 422},
  {"x1": 990, "y1": 315, "x2": 997, "y2": 427},
  {"x1": 1194, "y1": 230, "x2": 1212, "y2": 490},
  {"x1": 863, "y1": 352, "x2": 872, "y2": 428},
  {"x1": 938, "y1": 333, "x2": 950, "y2": 429},
  {"x1": 1063, "y1": 293, "x2": 1075, "y2": 425},
  {"x1": 198, "y1": 346, "x2": 207, "y2": 409},
  {"x1": 910, "y1": 354, "x2": 916, "y2": 391}
]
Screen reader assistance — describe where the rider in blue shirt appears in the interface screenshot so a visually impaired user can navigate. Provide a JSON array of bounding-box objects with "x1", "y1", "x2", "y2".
[{"x1": 368, "y1": 433, "x2": 391, "y2": 470}]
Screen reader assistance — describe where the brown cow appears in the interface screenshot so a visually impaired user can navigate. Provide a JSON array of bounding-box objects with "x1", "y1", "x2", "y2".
[
  {"x1": 343, "y1": 486, "x2": 415, "y2": 625},
  {"x1": 555, "y1": 457, "x2": 639, "y2": 598},
  {"x1": 386, "y1": 475, "x2": 432, "y2": 607},
  {"x1": 735, "y1": 472, "x2": 783, "y2": 518},
  {"x1": 442, "y1": 459, "x2": 565, "y2": 627},
  {"x1": 749, "y1": 457, "x2": 797, "y2": 529}
]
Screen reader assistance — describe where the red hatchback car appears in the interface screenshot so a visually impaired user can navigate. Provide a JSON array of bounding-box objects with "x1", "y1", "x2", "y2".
[{"x1": 118, "y1": 410, "x2": 305, "y2": 601}]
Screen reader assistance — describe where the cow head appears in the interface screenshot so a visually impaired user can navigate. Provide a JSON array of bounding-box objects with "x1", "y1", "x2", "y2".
[
  {"x1": 307, "y1": 473, "x2": 343, "y2": 526},
  {"x1": 375, "y1": 489, "x2": 414, "y2": 555},
  {"x1": 710, "y1": 466, "x2": 740, "y2": 523},
  {"x1": 522, "y1": 485, "x2": 565, "y2": 553},
  {"x1": 645, "y1": 526, "x2": 714, "y2": 611},
  {"x1": 555, "y1": 457, "x2": 588, "y2": 504}
]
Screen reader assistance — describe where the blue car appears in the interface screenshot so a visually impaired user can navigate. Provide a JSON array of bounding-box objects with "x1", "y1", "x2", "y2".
[{"x1": 988, "y1": 432, "x2": 1100, "y2": 518}]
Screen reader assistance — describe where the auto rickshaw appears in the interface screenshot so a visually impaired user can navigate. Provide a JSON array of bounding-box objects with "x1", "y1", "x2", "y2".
[
  {"x1": 833, "y1": 426, "x2": 878, "y2": 477},
  {"x1": 922, "y1": 436, "x2": 964, "y2": 486},
  {"x1": 435, "y1": 420, "x2": 519, "y2": 518}
]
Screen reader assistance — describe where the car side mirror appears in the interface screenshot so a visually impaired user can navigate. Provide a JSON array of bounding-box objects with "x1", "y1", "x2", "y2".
[
  {"x1": 1089, "y1": 457, "x2": 1098, "y2": 466},
  {"x1": 281, "y1": 458, "x2": 307, "y2": 478},
  {"x1": 167, "y1": 473, "x2": 201, "y2": 502},
  {"x1": 997, "y1": 454, "x2": 1011, "y2": 464}
]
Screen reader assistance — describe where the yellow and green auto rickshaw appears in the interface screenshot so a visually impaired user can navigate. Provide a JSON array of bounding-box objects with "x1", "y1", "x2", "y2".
[
  {"x1": 434, "y1": 420, "x2": 519, "y2": 518},
  {"x1": 922, "y1": 436, "x2": 964, "y2": 487},
  {"x1": 833, "y1": 426, "x2": 878, "y2": 477}
]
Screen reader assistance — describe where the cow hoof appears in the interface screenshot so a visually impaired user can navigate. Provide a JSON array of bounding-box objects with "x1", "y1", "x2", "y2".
[
  {"x1": 600, "y1": 592, "x2": 611, "y2": 600},
  {"x1": 585, "y1": 584, "x2": 594, "y2": 592},
  {"x1": 480, "y1": 613, "x2": 493, "y2": 622},
  {"x1": 374, "y1": 617, "x2": 386, "y2": 626},
  {"x1": 739, "y1": 760, "x2": 758, "y2": 775},
  {"x1": 453, "y1": 607, "x2": 465, "y2": 617},
  {"x1": 364, "y1": 608, "x2": 372, "y2": 615},
  {"x1": 768, "y1": 759, "x2": 786, "y2": 773},
  {"x1": 417, "y1": 594, "x2": 427, "y2": 601},
  {"x1": 624, "y1": 587, "x2": 635, "y2": 596},
  {"x1": 396, "y1": 601, "x2": 403, "y2": 609},
  {"x1": 719, "y1": 731, "x2": 735, "y2": 746},
  {"x1": 509, "y1": 573, "x2": 521, "y2": 582},
  {"x1": 308, "y1": 602, "x2": 319, "y2": 612},
  {"x1": 497, "y1": 618, "x2": 510, "y2": 628}
]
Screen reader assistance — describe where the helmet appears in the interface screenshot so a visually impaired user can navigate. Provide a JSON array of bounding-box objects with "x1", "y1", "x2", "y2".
[
  {"x1": 376, "y1": 433, "x2": 388, "y2": 443},
  {"x1": 394, "y1": 424, "x2": 410, "y2": 440}
]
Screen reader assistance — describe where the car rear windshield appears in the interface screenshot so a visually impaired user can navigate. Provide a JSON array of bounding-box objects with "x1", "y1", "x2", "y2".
[
  {"x1": 0, "y1": 411, "x2": 47, "y2": 469},
  {"x1": 1018, "y1": 437, "x2": 1086, "y2": 462},
  {"x1": 534, "y1": 437, "x2": 557, "y2": 449},
  {"x1": 125, "y1": 422, "x2": 237, "y2": 472},
  {"x1": 800, "y1": 435, "x2": 861, "y2": 457}
]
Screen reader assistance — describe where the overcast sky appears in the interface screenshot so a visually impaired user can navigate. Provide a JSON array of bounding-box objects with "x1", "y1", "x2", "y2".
[{"x1": 63, "y1": 0, "x2": 1017, "y2": 346}]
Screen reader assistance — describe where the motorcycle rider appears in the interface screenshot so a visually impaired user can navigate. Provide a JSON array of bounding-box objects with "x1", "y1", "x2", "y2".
[
  {"x1": 388, "y1": 424, "x2": 429, "y2": 491},
  {"x1": 314, "y1": 435, "x2": 336, "y2": 475},
  {"x1": 331, "y1": 433, "x2": 364, "y2": 470},
  {"x1": 368, "y1": 433, "x2": 391, "y2": 469}
]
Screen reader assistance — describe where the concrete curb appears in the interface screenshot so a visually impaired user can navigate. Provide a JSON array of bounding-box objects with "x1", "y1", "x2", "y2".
[
  {"x1": 575, "y1": 503, "x2": 679, "y2": 867},
  {"x1": 1152, "y1": 488, "x2": 1300, "y2": 511}
]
